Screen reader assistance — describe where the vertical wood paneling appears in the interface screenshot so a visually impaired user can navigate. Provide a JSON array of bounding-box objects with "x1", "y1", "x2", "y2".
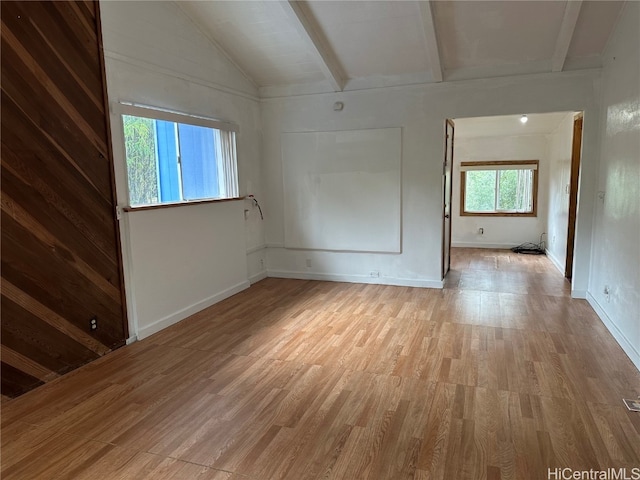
[{"x1": 1, "y1": 0, "x2": 127, "y2": 398}]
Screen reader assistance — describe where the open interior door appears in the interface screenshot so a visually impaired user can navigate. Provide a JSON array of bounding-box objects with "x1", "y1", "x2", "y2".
[
  {"x1": 442, "y1": 119, "x2": 455, "y2": 279},
  {"x1": 565, "y1": 113, "x2": 583, "y2": 280}
]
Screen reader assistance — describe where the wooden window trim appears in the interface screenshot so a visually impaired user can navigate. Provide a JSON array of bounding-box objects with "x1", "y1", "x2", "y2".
[
  {"x1": 460, "y1": 160, "x2": 539, "y2": 217},
  {"x1": 123, "y1": 196, "x2": 245, "y2": 213}
]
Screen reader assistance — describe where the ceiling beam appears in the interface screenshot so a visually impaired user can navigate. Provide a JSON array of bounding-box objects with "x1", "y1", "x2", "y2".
[
  {"x1": 282, "y1": 1, "x2": 345, "y2": 92},
  {"x1": 419, "y1": 1, "x2": 443, "y2": 83},
  {"x1": 551, "y1": 0, "x2": 583, "y2": 72}
]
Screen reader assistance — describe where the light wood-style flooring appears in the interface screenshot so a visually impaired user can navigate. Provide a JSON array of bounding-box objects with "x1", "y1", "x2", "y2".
[{"x1": 2, "y1": 248, "x2": 639, "y2": 479}]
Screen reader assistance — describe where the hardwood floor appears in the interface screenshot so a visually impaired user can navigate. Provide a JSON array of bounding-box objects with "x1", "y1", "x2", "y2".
[{"x1": 2, "y1": 248, "x2": 639, "y2": 479}]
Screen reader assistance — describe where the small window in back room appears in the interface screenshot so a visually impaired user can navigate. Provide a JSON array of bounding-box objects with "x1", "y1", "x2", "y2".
[
  {"x1": 460, "y1": 160, "x2": 539, "y2": 216},
  {"x1": 120, "y1": 105, "x2": 239, "y2": 207}
]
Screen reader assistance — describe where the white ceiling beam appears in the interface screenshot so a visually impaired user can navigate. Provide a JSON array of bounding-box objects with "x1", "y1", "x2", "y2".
[
  {"x1": 551, "y1": 0, "x2": 583, "y2": 72},
  {"x1": 419, "y1": 1, "x2": 443, "y2": 83},
  {"x1": 281, "y1": 1, "x2": 345, "y2": 92}
]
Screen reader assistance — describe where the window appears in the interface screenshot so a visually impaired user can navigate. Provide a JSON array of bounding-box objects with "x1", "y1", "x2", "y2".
[
  {"x1": 460, "y1": 160, "x2": 538, "y2": 216},
  {"x1": 120, "y1": 104, "x2": 239, "y2": 207}
]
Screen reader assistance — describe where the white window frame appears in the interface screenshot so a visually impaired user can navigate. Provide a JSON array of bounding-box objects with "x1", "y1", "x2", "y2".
[{"x1": 117, "y1": 103, "x2": 239, "y2": 209}]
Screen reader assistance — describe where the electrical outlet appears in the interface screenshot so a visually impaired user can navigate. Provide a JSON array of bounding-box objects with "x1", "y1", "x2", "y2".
[
  {"x1": 478, "y1": 227, "x2": 484, "y2": 235},
  {"x1": 604, "y1": 285, "x2": 610, "y2": 303},
  {"x1": 260, "y1": 258, "x2": 264, "y2": 269},
  {"x1": 370, "y1": 271, "x2": 380, "y2": 278},
  {"x1": 306, "y1": 259, "x2": 312, "y2": 268},
  {"x1": 89, "y1": 316, "x2": 98, "y2": 331}
]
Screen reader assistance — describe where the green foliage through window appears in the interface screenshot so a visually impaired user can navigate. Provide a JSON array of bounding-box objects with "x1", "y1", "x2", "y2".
[
  {"x1": 497, "y1": 170, "x2": 518, "y2": 210},
  {"x1": 465, "y1": 171, "x2": 496, "y2": 212},
  {"x1": 462, "y1": 162, "x2": 537, "y2": 215},
  {"x1": 123, "y1": 115, "x2": 159, "y2": 205}
]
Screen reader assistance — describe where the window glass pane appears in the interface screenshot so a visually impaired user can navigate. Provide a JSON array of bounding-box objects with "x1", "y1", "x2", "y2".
[
  {"x1": 155, "y1": 120, "x2": 180, "y2": 203},
  {"x1": 465, "y1": 170, "x2": 496, "y2": 212},
  {"x1": 122, "y1": 108, "x2": 238, "y2": 207},
  {"x1": 518, "y1": 170, "x2": 533, "y2": 211},
  {"x1": 461, "y1": 161, "x2": 537, "y2": 215},
  {"x1": 497, "y1": 169, "x2": 518, "y2": 210},
  {"x1": 177, "y1": 124, "x2": 219, "y2": 200},
  {"x1": 123, "y1": 115, "x2": 159, "y2": 205}
]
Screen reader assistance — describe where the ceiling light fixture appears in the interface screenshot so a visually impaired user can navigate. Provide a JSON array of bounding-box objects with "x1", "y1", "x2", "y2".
[{"x1": 520, "y1": 114, "x2": 528, "y2": 124}]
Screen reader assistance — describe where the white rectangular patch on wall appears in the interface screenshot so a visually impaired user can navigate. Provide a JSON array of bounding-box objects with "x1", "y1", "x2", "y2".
[{"x1": 282, "y1": 128, "x2": 402, "y2": 253}]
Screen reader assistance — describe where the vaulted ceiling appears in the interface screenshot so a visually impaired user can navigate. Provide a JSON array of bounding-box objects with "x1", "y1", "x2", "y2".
[{"x1": 177, "y1": 1, "x2": 624, "y2": 97}]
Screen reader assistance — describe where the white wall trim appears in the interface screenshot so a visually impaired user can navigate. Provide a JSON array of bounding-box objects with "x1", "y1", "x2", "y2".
[
  {"x1": 545, "y1": 249, "x2": 565, "y2": 274},
  {"x1": 104, "y1": 51, "x2": 260, "y2": 102},
  {"x1": 587, "y1": 292, "x2": 640, "y2": 372},
  {"x1": 267, "y1": 270, "x2": 443, "y2": 289},
  {"x1": 137, "y1": 280, "x2": 250, "y2": 340},
  {"x1": 452, "y1": 242, "x2": 517, "y2": 249},
  {"x1": 126, "y1": 336, "x2": 138, "y2": 345},
  {"x1": 259, "y1": 67, "x2": 601, "y2": 101},
  {"x1": 119, "y1": 215, "x2": 139, "y2": 346},
  {"x1": 571, "y1": 290, "x2": 587, "y2": 299},
  {"x1": 246, "y1": 244, "x2": 267, "y2": 255},
  {"x1": 249, "y1": 271, "x2": 268, "y2": 284}
]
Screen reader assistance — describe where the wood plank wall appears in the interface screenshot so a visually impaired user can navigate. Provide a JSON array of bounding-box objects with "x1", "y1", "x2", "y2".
[{"x1": 1, "y1": 1, "x2": 127, "y2": 399}]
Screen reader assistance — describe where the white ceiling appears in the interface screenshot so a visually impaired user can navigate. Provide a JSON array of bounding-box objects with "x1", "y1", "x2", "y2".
[
  {"x1": 177, "y1": 0, "x2": 625, "y2": 95},
  {"x1": 454, "y1": 112, "x2": 573, "y2": 139}
]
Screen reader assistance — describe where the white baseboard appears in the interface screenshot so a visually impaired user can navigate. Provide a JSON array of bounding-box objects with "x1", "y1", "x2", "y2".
[
  {"x1": 545, "y1": 249, "x2": 564, "y2": 274},
  {"x1": 451, "y1": 242, "x2": 516, "y2": 249},
  {"x1": 571, "y1": 290, "x2": 587, "y2": 299},
  {"x1": 587, "y1": 292, "x2": 640, "y2": 372},
  {"x1": 249, "y1": 270, "x2": 268, "y2": 284},
  {"x1": 267, "y1": 270, "x2": 443, "y2": 289},
  {"x1": 126, "y1": 336, "x2": 138, "y2": 345},
  {"x1": 137, "y1": 280, "x2": 250, "y2": 340}
]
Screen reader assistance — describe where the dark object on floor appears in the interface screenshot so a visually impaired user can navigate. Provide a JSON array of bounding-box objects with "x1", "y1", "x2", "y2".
[
  {"x1": 512, "y1": 233, "x2": 546, "y2": 255},
  {"x1": 512, "y1": 243, "x2": 545, "y2": 255}
]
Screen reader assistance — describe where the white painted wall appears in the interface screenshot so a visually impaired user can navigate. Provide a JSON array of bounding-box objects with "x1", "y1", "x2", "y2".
[
  {"x1": 451, "y1": 134, "x2": 550, "y2": 249},
  {"x1": 262, "y1": 71, "x2": 602, "y2": 292},
  {"x1": 97, "y1": 2, "x2": 631, "y2": 361},
  {"x1": 124, "y1": 202, "x2": 248, "y2": 339},
  {"x1": 588, "y1": 2, "x2": 640, "y2": 370},
  {"x1": 99, "y1": 1, "x2": 266, "y2": 340},
  {"x1": 281, "y1": 128, "x2": 402, "y2": 253},
  {"x1": 545, "y1": 113, "x2": 575, "y2": 272}
]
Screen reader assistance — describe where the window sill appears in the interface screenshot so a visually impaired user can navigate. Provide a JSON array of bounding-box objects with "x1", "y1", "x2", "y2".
[
  {"x1": 460, "y1": 212, "x2": 537, "y2": 217},
  {"x1": 123, "y1": 197, "x2": 245, "y2": 213}
]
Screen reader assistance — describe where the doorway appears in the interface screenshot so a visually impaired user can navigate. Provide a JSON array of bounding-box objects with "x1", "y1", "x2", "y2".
[{"x1": 445, "y1": 112, "x2": 581, "y2": 283}]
